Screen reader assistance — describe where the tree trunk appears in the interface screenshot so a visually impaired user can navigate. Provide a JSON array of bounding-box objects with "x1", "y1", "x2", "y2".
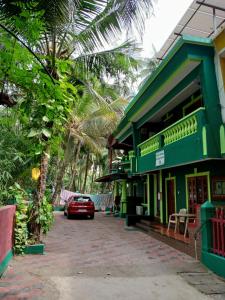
[
  {"x1": 52, "y1": 159, "x2": 67, "y2": 204},
  {"x1": 52, "y1": 132, "x2": 73, "y2": 204},
  {"x1": 82, "y1": 152, "x2": 90, "y2": 193},
  {"x1": 69, "y1": 141, "x2": 81, "y2": 190},
  {"x1": 28, "y1": 146, "x2": 50, "y2": 243},
  {"x1": 90, "y1": 161, "x2": 97, "y2": 193}
]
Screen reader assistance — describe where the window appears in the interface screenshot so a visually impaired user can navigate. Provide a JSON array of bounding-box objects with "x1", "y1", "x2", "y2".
[{"x1": 212, "y1": 177, "x2": 225, "y2": 200}]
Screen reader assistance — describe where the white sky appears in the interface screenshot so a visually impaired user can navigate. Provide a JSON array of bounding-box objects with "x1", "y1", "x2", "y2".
[{"x1": 142, "y1": 0, "x2": 194, "y2": 57}]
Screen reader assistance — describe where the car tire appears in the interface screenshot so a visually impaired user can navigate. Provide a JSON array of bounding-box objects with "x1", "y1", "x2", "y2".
[
  {"x1": 64, "y1": 211, "x2": 67, "y2": 216},
  {"x1": 90, "y1": 214, "x2": 94, "y2": 219},
  {"x1": 67, "y1": 213, "x2": 71, "y2": 219}
]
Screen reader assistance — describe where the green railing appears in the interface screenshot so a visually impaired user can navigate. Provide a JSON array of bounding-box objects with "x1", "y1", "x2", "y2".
[
  {"x1": 139, "y1": 135, "x2": 160, "y2": 156},
  {"x1": 138, "y1": 107, "x2": 205, "y2": 157},
  {"x1": 163, "y1": 111, "x2": 198, "y2": 145}
]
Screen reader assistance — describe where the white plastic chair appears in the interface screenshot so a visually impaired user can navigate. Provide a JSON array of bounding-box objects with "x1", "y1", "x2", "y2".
[{"x1": 167, "y1": 208, "x2": 187, "y2": 233}]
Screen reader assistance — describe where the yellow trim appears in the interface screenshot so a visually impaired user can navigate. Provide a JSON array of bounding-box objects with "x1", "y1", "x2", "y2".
[
  {"x1": 202, "y1": 126, "x2": 208, "y2": 156},
  {"x1": 165, "y1": 176, "x2": 177, "y2": 223},
  {"x1": 185, "y1": 171, "x2": 211, "y2": 211},
  {"x1": 182, "y1": 94, "x2": 202, "y2": 117},
  {"x1": 220, "y1": 125, "x2": 225, "y2": 154},
  {"x1": 163, "y1": 112, "x2": 173, "y2": 122}
]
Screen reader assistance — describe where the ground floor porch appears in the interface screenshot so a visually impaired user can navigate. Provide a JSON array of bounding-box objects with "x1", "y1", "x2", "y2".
[{"x1": 114, "y1": 159, "x2": 225, "y2": 224}]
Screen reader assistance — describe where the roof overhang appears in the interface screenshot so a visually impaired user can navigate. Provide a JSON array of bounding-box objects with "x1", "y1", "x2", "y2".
[
  {"x1": 115, "y1": 55, "x2": 201, "y2": 141},
  {"x1": 157, "y1": 0, "x2": 225, "y2": 60},
  {"x1": 130, "y1": 59, "x2": 201, "y2": 123},
  {"x1": 95, "y1": 173, "x2": 128, "y2": 182}
]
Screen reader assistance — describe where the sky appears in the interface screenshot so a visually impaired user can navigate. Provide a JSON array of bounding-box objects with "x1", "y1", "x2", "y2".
[{"x1": 142, "y1": 0, "x2": 194, "y2": 57}]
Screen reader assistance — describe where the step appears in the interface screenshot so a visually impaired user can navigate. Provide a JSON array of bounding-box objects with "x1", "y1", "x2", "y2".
[
  {"x1": 139, "y1": 219, "x2": 151, "y2": 227},
  {"x1": 135, "y1": 222, "x2": 150, "y2": 232}
]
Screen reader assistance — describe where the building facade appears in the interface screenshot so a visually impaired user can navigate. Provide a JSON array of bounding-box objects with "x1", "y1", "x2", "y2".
[{"x1": 98, "y1": 35, "x2": 225, "y2": 225}]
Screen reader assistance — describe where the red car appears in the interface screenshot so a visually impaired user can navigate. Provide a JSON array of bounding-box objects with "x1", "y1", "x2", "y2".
[{"x1": 64, "y1": 195, "x2": 95, "y2": 219}]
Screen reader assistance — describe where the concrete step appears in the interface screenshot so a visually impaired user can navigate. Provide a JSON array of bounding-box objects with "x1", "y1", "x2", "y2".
[
  {"x1": 139, "y1": 219, "x2": 151, "y2": 227},
  {"x1": 135, "y1": 222, "x2": 150, "y2": 232}
]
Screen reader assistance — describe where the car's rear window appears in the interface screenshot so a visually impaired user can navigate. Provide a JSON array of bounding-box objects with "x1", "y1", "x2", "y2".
[{"x1": 72, "y1": 197, "x2": 91, "y2": 202}]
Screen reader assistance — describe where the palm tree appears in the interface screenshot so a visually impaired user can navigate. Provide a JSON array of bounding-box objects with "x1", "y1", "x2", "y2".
[
  {"x1": 52, "y1": 82, "x2": 128, "y2": 203},
  {"x1": 0, "y1": 0, "x2": 154, "y2": 80},
  {"x1": 0, "y1": 0, "x2": 153, "y2": 240}
]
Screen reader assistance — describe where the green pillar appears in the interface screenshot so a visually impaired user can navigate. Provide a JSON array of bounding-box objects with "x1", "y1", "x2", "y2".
[
  {"x1": 160, "y1": 170, "x2": 163, "y2": 223},
  {"x1": 120, "y1": 179, "x2": 127, "y2": 218},
  {"x1": 201, "y1": 57, "x2": 221, "y2": 157},
  {"x1": 113, "y1": 181, "x2": 118, "y2": 213},
  {"x1": 132, "y1": 122, "x2": 141, "y2": 156},
  {"x1": 201, "y1": 201, "x2": 215, "y2": 254},
  {"x1": 147, "y1": 174, "x2": 150, "y2": 216}
]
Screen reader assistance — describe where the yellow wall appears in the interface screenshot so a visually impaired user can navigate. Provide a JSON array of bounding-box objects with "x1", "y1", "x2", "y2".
[
  {"x1": 214, "y1": 29, "x2": 225, "y2": 89},
  {"x1": 214, "y1": 29, "x2": 225, "y2": 52}
]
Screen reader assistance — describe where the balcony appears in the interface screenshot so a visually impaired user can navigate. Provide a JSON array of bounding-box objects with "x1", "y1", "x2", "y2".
[
  {"x1": 110, "y1": 155, "x2": 131, "y2": 175},
  {"x1": 137, "y1": 108, "x2": 207, "y2": 173}
]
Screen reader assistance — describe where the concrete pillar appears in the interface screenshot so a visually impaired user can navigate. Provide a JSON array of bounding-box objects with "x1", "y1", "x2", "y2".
[
  {"x1": 147, "y1": 174, "x2": 150, "y2": 216},
  {"x1": 201, "y1": 201, "x2": 215, "y2": 253}
]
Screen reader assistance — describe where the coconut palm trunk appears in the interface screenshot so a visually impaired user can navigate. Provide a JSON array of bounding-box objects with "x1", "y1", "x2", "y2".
[
  {"x1": 52, "y1": 159, "x2": 67, "y2": 204},
  {"x1": 90, "y1": 161, "x2": 97, "y2": 193},
  {"x1": 82, "y1": 152, "x2": 90, "y2": 193},
  {"x1": 29, "y1": 146, "x2": 50, "y2": 242},
  {"x1": 69, "y1": 141, "x2": 81, "y2": 190}
]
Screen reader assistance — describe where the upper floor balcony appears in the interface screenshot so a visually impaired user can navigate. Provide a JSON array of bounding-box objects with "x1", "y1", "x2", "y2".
[
  {"x1": 110, "y1": 155, "x2": 131, "y2": 175},
  {"x1": 136, "y1": 107, "x2": 208, "y2": 173}
]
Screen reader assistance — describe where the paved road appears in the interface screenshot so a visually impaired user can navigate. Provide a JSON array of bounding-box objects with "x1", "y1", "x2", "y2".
[{"x1": 1, "y1": 212, "x2": 225, "y2": 300}]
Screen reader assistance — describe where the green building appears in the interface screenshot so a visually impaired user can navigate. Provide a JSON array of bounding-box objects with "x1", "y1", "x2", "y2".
[
  {"x1": 96, "y1": 0, "x2": 225, "y2": 278},
  {"x1": 98, "y1": 34, "x2": 225, "y2": 221}
]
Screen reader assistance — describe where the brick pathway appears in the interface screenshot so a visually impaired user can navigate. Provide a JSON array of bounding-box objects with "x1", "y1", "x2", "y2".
[{"x1": 0, "y1": 212, "x2": 225, "y2": 300}]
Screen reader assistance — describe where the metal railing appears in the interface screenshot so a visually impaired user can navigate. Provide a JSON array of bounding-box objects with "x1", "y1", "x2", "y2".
[{"x1": 211, "y1": 207, "x2": 225, "y2": 257}]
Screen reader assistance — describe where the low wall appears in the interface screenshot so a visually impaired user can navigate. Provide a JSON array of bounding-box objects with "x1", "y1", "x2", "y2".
[
  {"x1": 202, "y1": 252, "x2": 225, "y2": 278},
  {"x1": 201, "y1": 201, "x2": 225, "y2": 279},
  {"x1": 0, "y1": 205, "x2": 16, "y2": 277}
]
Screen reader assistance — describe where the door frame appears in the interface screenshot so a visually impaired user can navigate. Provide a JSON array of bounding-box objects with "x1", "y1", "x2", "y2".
[
  {"x1": 165, "y1": 176, "x2": 177, "y2": 223},
  {"x1": 185, "y1": 171, "x2": 211, "y2": 211}
]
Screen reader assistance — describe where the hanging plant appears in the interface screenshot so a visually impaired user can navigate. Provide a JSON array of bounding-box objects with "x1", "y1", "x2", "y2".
[{"x1": 7, "y1": 183, "x2": 29, "y2": 254}]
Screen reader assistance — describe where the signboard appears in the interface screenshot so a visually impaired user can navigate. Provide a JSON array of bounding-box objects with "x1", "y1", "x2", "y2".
[{"x1": 156, "y1": 150, "x2": 165, "y2": 167}]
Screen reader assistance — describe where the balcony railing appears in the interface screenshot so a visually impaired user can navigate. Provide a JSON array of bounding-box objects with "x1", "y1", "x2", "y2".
[
  {"x1": 139, "y1": 136, "x2": 160, "y2": 157},
  {"x1": 138, "y1": 107, "x2": 205, "y2": 157}
]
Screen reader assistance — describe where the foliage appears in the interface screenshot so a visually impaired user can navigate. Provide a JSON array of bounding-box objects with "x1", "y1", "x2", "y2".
[
  {"x1": 0, "y1": 111, "x2": 35, "y2": 203},
  {"x1": 7, "y1": 183, "x2": 29, "y2": 254},
  {"x1": 0, "y1": 0, "x2": 156, "y2": 237},
  {"x1": 37, "y1": 196, "x2": 54, "y2": 235},
  {"x1": 27, "y1": 192, "x2": 54, "y2": 237}
]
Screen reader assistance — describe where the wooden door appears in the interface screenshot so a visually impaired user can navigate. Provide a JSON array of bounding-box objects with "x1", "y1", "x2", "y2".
[
  {"x1": 188, "y1": 177, "x2": 197, "y2": 214},
  {"x1": 187, "y1": 176, "x2": 208, "y2": 213},
  {"x1": 167, "y1": 179, "x2": 175, "y2": 219}
]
